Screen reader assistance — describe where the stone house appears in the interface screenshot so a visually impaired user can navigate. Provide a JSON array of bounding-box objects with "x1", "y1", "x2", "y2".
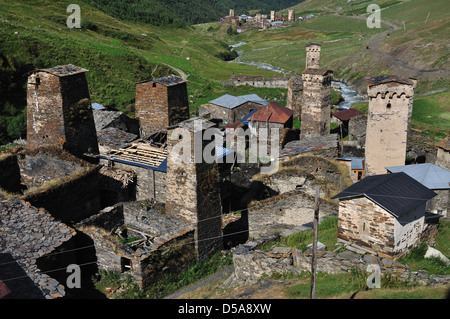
[
  {"x1": 245, "y1": 102, "x2": 294, "y2": 138},
  {"x1": 386, "y1": 163, "x2": 450, "y2": 217},
  {"x1": 199, "y1": 94, "x2": 268, "y2": 124},
  {"x1": 332, "y1": 172, "x2": 438, "y2": 258},
  {"x1": 338, "y1": 157, "x2": 365, "y2": 182},
  {"x1": 332, "y1": 108, "x2": 364, "y2": 139},
  {"x1": 348, "y1": 113, "x2": 367, "y2": 146}
]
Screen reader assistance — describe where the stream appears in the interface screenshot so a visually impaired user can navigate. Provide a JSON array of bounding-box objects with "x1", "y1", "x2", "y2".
[{"x1": 229, "y1": 42, "x2": 364, "y2": 109}]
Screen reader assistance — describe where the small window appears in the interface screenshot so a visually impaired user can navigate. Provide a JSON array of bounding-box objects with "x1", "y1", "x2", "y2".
[
  {"x1": 120, "y1": 257, "x2": 132, "y2": 273},
  {"x1": 386, "y1": 102, "x2": 392, "y2": 109}
]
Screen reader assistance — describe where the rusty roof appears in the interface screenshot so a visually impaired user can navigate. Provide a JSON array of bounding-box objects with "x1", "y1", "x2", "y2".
[
  {"x1": 367, "y1": 74, "x2": 413, "y2": 87},
  {"x1": 302, "y1": 68, "x2": 332, "y2": 76},
  {"x1": 37, "y1": 64, "x2": 88, "y2": 77},
  {"x1": 332, "y1": 108, "x2": 364, "y2": 121},
  {"x1": 306, "y1": 42, "x2": 321, "y2": 47},
  {"x1": 248, "y1": 102, "x2": 294, "y2": 124}
]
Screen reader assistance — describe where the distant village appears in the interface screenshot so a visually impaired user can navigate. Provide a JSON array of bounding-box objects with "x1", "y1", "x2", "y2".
[
  {"x1": 0, "y1": 9, "x2": 449, "y2": 299},
  {"x1": 220, "y1": 8, "x2": 314, "y2": 33}
]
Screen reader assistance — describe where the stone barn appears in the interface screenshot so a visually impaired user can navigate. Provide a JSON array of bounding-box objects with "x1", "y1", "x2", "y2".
[
  {"x1": 199, "y1": 94, "x2": 268, "y2": 124},
  {"x1": 332, "y1": 172, "x2": 437, "y2": 258}
]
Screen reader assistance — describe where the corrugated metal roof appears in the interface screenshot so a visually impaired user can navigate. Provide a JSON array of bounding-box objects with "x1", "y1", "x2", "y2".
[
  {"x1": 247, "y1": 102, "x2": 294, "y2": 124},
  {"x1": 209, "y1": 94, "x2": 268, "y2": 109},
  {"x1": 339, "y1": 157, "x2": 364, "y2": 170},
  {"x1": 386, "y1": 163, "x2": 450, "y2": 190},
  {"x1": 332, "y1": 172, "x2": 437, "y2": 218}
]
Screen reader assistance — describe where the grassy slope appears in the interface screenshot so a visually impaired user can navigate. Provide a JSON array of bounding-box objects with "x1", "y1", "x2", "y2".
[{"x1": 0, "y1": 0, "x2": 280, "y2": 118}]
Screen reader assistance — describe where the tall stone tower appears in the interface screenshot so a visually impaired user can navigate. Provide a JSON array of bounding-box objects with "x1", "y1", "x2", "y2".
[
  {"x1": 288, "y1": 9, "x2": 295, "y2": 22},
  {"x1": 364, "y1": 75, "x2": 416, "y2": 176},
  {"x1": 26, "y1": 64, "x2": 99, "y2": 159},
  {"x1": 271, "y1": 11, "x2": 275, "y2": 20},
  {"x1": 300, "y1": 68, "x2": 333, "y2": 139},
  {"x1": 165, "y1": 118, "x2": 223, "y2": 260},
  {"x1": 229, "y1": 9, "x2": 235, "y2": 17},
  {"x1": 135, "y1": 75, "x2": 189, "y2": 137},
  {"x1": 286, "y1": 76, "x2": 303, "y2": 118},
  {"x1": 305, "y1": 43, "x2": 321, "y2": 69}
]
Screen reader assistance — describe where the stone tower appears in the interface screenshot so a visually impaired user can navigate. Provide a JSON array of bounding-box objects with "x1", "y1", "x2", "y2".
[
  {"x1": 288, "y1": 9, "x2": 295, "y2": 22},
  {"x1": 229, "y1": 9, "x2": 235, "y2": 17},
  {"x1": 306, "y1": 43, "x2": 321, "y2": 69},
  {"x1": 26, "y1": 64, "x2": 99, "y2": 159},
  {"x1": 165, "y1": 118, "x2": 223, "y2": 260},
  {"x1": 364, "y1": 75, "x2": 416, "y2": 176},
  {"x1": 286, "y1": 76, "x2": 303, "y2": 118},
  {"x1": 271, "y1": 11, "x2": 275, "y2": 20},
  {"x1": 300, "y1": 68, "x2": 333, "y2": 139},
  {"x1": 135, "y1": 74, "x2": 189, "y2": 137}
]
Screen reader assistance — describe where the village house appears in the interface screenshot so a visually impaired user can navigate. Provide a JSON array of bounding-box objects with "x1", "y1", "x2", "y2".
[
  {"x1": 244, "y1": 102, "x2": 294, "y2": 137},
  {"x1": 386, "y1": 163, "x2": 450, "y2": 217},
  {"x1": 332, "y1": 172, "x2": 438, "y2": 258},
  {"x1": 338, "y1": 157, "x2": 365, "y2": 182},
  {"x1": 199, "y1": 93, "x2": 268, "y2": 124},
  {"x1": 332, "y1": 108, "x2": 364, "y2": 139}
]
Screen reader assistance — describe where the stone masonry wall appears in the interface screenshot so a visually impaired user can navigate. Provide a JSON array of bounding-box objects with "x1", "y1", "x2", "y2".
[
  {"x1": 232, "y1": 240, "x2": 450, "y2": 287},
  {"x1": 300, "y1": 71, "x2": 332, "y2": 139},
  {"x1": 364, "y1": 81, "x2": 414, "y2": 176}
]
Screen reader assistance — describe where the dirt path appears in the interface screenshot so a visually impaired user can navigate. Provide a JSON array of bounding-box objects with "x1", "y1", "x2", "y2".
[{"x1": 162, "y1": 63, "x2": 189, "y2": 80}]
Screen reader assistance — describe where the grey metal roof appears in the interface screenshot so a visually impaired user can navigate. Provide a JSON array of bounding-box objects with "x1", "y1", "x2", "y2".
[
  {"x1": 339, "y1": 157, "x2": 364, "y2": 170},
  {"x1": 386, "y1": 163, "x2": 450, "y2": 190},
  {"x1": 209, "y1": 94, "x2": 268, "y2": 109},
  {"x1": 332, "y1": 172, "x2": 437, "y2": 218}
]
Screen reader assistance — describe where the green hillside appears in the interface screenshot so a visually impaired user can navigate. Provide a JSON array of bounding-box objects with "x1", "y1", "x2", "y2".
[{"x1": 0, "y1": 0, "x2": 282, "y2": 144}]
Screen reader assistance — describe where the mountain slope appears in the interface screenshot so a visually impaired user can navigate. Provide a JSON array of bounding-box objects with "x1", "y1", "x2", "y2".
[{"x1": 84, "y1": 0, "x2": 305, "y2": 25}]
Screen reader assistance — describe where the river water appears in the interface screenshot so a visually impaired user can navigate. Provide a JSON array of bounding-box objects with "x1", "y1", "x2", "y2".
[{"x1": 229, "y1": 42, "x2": 364, "y2": 109}]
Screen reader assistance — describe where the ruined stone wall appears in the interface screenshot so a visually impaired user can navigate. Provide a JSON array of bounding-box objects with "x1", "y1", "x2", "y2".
[
  {"x1": 248, "y1": 190, "x2": 338, "y2": 238},
  {"x1": 224, "y1": 76, "x2": 289, "y2": 89},
  {"x1": 286, "y1": 76, "x2": 303, "y2": 117},
  {"x1": 101, "y1": 159, "x2": 166, "y2": 202},
  {"x1": 364, "y1": 82, "x2": 414, "y2": 176},
  {"x1": 0, "y1": 154, "x2": 21, "y2": 193},
  {"x1": 300, "y1": 71, "x2": 332, "y2": 139},
  {"x1": 22, "y1": 166, "x2": 101, "y2": 224},
  {"x1": 436, "y1": 148, "x2": 450, "y2": 171}
]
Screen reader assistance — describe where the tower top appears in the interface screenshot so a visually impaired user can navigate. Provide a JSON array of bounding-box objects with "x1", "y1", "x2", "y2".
[
  {"x1": 31, "y1": 64, "x2": 88, "y2": 77},
  {"x1": 367, "y1": 74, "x2": 414, "y2": 87}
]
